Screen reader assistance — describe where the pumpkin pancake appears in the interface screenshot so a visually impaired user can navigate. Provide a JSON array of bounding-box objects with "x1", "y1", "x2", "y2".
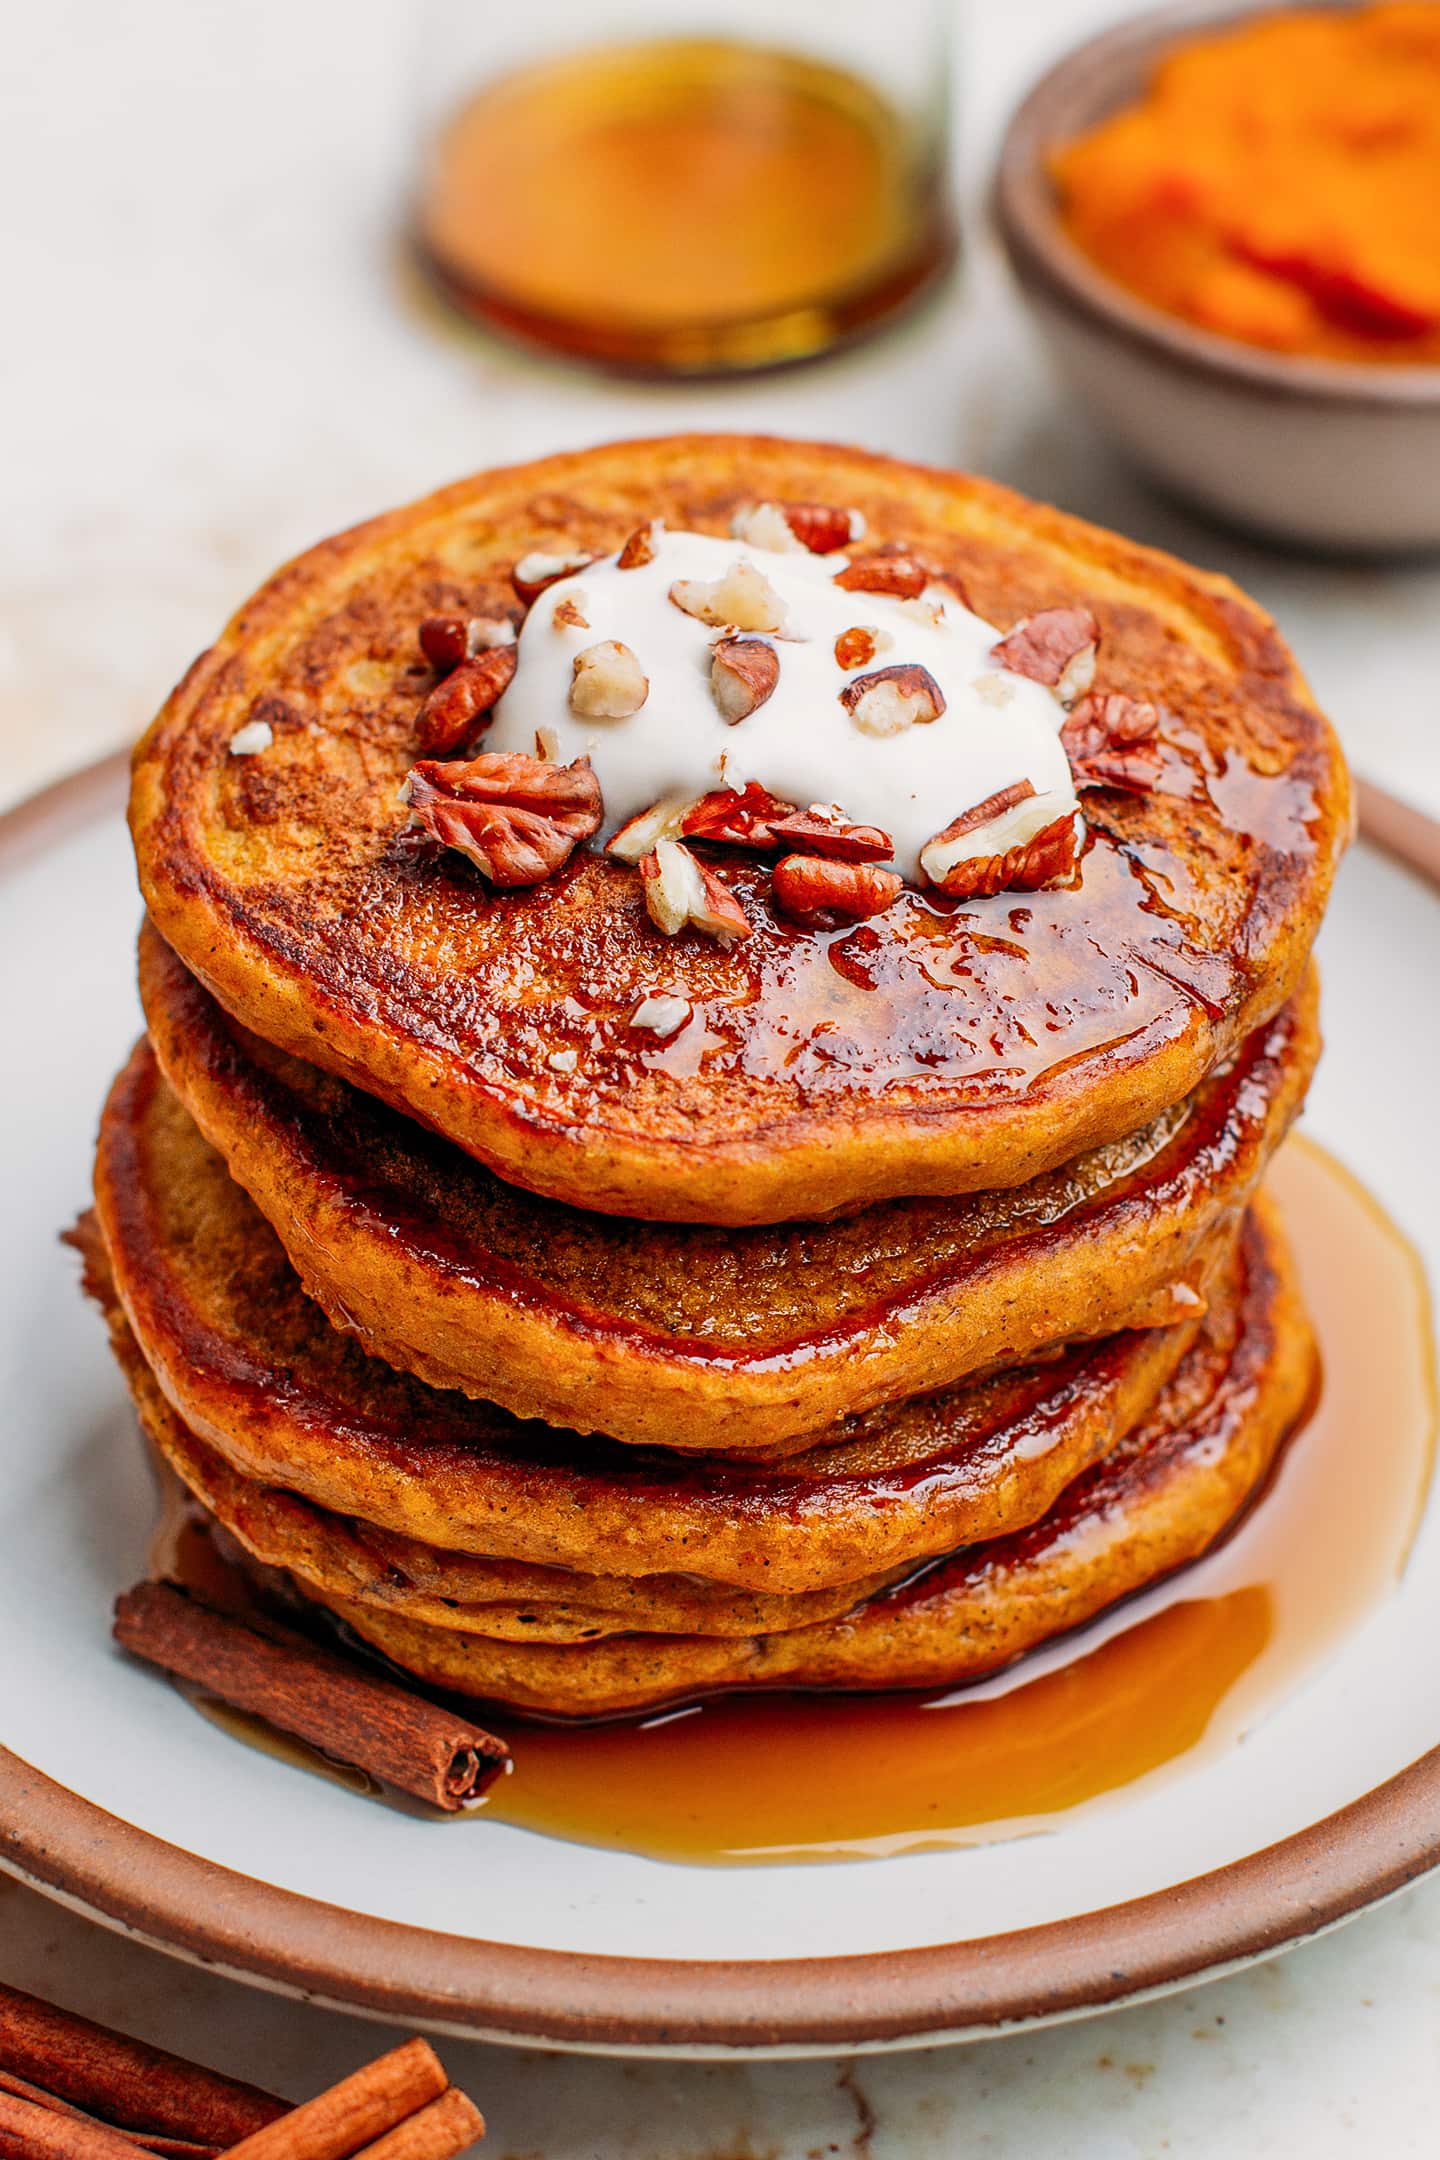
[
  {"x1": 129, "y1": 435, "x2": 1349, "y2": 1226},
  {"x1": 80, "y1": 1253, "x2": 902, "y2": 1639},
  {"x1": 296, "y1": 1203, "x2": 1317, "y2": 1718},
  {"x1": 139, "y1": 923, "x2": 1318, "y2": 1453},
  {"x1": 90, "y1": 1045, "x2": 1215, "y2": 1597}
]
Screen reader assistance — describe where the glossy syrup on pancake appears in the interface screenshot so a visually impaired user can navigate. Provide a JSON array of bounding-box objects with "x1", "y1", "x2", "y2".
[{"x1": 134, "y1": 1140, "x2": 1434, "y2": 1856}]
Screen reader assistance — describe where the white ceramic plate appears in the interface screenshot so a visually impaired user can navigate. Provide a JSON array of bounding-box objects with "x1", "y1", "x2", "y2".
[{"x1": 0, "y1": 758, "x2": 1436, "y2": 2059}]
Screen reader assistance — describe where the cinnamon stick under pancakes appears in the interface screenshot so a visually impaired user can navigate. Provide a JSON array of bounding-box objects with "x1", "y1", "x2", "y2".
[
  {"x1": 112, "y1": 1585, "x2": 509, "y2": 1812},
  {"x1": 0, "y1": 1986, "x2": 281, "y2": 2145},
  {"x1": 223, "y1": 2043, "x2": 452, "y2": 2160}
]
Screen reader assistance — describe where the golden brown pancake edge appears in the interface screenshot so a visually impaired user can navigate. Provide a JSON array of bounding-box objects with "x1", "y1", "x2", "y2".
[
  {"x1": 138, "y1": 920, "x2": 1319, "y2": 1453},
  {"x1": 86, "y1": 1057, "x2": 1225, "y2": 1597}
]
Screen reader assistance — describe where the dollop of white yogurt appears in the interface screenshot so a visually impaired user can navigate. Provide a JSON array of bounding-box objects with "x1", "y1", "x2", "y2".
[{"x1": 485, "y1": 528, "x2": 1079, "y2": 882}]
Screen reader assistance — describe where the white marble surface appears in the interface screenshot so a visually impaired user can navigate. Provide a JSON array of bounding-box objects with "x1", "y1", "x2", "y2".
[{"x1": 3, "y1": 0, "x2": 1439, "y2": 2151}]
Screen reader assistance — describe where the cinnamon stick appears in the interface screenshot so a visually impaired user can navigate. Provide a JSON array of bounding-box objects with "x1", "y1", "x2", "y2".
[
  {"x1": 351, "y1": 2090, "x2": 483, "y2": 2160},
  {"x1": 0, "y1": 1988, "x2": 281, "y2": 2146},
  {"x1": 112, "y1": 1585, "x2": 509, "y2": 1812},
  {"x1": 0, "y1": 2088, "x2": 154, "y2": 2160},
  {"x1": 222, "y1": 2043, "x2": 447, "y2": 2160},
  {"x1": 0, "y1": 2072, "x2": 217, "y2": 2159}
]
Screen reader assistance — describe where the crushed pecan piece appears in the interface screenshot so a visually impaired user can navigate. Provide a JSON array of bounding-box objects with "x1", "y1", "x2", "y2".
[
  {"x1": 409, "y1": 751, "x2": 602, "y2": 887},
  {"x1": 630, "y1": 992, "x2": 693, "y2": 1036},
  {"x1": 990, "y1": 606, "x2": 1098, "y2": 705},
  {"x1": 921, "y1": 782, "x2": 1081, "y2": 899},
  {"x1": 928, "y1": 780, "x2": 1036, "y2": 846},
  {"x1": 552, "y1": 595, "x2": 590, "y2": 630},
  {"x1": 416, "y1": 645, "x2": 518, "y2": 756},
  {"x1": 570, "y1": 639, "x2": 649, "y2": 719},
  {"x1": 639, "y1": 839, "x2": 751, "y2": 941},
  {"x1": 617, "y1": 521, "x2": 661, "y2": 569},
  {"x1": 669, "y1": 559, "x2": 788, "y2": 634},
  {"x1": 1061, "y1": 692, "x2": 1163, "y2": 793},
  {"x1": 731, "y1": 500, "x2": 864, "y2": 555},
  {"x1": 680, "y1": 781, "x2": 797, "y2": 848},
  {"x1": 512, "y1": 551, "x2": 594, "y2": 606},
  {"x1": 711, "y1": 636, "x2": 780, "y2": 722},
  {"x1": 833, "y1": 549, "x2": 930, "y2": 600},
  {"x1": 782, "y1": 501, "x2": 864, "y2": 553},
  {"x1": 834, "y1": 625, "x2": 891, "y2": 671},
  {"x1": 772, "y1": 855, "x2": 904, "y2": 925},
  {"x1": 927, "y1": 815, "x2": 1080, "y2": 899},
  {"x1": 840, "y1": 662, "x2": 946, "y2": 737},
  {"x1": 728, "y1": 502, "x2": 803, "y2": 554},
  {"x1": 607, "y1": 795, "x2": 693, "y2": 863},
  {"x1": 767, "y1": 807, "x2": 893, "y2": 863},
  {"x1": 418, "y1": 614, "x2": 515, "y2": 673}
]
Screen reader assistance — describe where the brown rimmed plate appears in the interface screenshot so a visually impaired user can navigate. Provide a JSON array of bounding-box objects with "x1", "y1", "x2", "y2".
[{"x1": 0, "y1": 757, "x2": 1436, "y2": 2059}]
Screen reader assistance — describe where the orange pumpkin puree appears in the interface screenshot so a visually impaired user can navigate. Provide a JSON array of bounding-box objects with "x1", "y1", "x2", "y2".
[{"x1": 1052, "y1": 5, "x2": 1440, "y2": 364}]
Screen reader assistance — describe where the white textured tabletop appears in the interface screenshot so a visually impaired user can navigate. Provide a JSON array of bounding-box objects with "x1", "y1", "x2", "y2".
[{"x1": 3, "y1": 1, "x2": 1438, "y2": 2152}]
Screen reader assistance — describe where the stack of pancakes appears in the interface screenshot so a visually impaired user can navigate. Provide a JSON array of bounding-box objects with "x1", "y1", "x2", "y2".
[{"x1": 82, "y1": 438, "x2": 1350, "y2": 1721}]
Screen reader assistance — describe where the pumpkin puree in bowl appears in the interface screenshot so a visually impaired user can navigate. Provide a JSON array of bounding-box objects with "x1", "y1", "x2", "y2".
[{"x1": 1052, "y1": 3, "x2": 1440, "y2": 364}]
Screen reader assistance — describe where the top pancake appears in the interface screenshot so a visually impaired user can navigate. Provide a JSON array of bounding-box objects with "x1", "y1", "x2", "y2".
[{"x1": 130, "y1": 435, "x2": 1349, "y2": 1224}]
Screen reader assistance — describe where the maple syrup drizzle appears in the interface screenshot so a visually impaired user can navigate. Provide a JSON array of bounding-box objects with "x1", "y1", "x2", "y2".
[{"x1": 153, "y1": 1137, "x2": 1435, "y2": 1863}]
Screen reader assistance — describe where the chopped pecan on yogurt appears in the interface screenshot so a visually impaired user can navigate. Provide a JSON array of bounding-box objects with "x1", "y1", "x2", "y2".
[
  {"x1": 669, "y1": 559, "x2": 789, "y2": 634},
  {"x1": 989, "y1": 606, "x2": 1098, "y2": 706},
  {"x1": 569, "y1": 639, "x2": 649, "y2": 719},
  {"x1": 710, "y1": 636, "x2": 780, "y2": 723},
  {"x1": 772, "y1": 855, "x2": 904, "y2": 925},
  {"x1": 408, "y1": 750, "x2": 602, "y2": 887},
  {"x1": 834, "y1": 625, "x2": 892, "y2": 671},
  {"x1": 511, "y1": 551, "x2": 596, "y2": 606},
  {"x1": 416, "y1": 645, "x2": 518, "y2": 757},
  {"x1": 617, "y1": 521, "x2": 661, "y2": 569},
  {"x1": 731, "y1": 501, "x2": 865, "y2": 555},
  {"x1": 1061, "y1": 692, "x2": 1163, "y2": 793},
  {"x1": 920, "y1": 781, "x2": 1081, "y2": 900},
  {"x1": 832, "y1": 548, "x2": 930, "y2": 600},
  {"x1": 840, "y1": 662, "x2": 946, "y2": 737}
]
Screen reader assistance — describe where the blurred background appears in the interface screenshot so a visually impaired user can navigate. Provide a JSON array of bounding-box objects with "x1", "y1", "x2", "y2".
[{"x1": 4, "y1": 0, "x2": 1437, "y2": 818}]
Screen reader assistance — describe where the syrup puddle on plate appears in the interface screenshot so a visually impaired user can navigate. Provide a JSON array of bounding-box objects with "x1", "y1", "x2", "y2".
[{"x1": 163, "y1": 1135, "x2": 1436, "y2": 1864}]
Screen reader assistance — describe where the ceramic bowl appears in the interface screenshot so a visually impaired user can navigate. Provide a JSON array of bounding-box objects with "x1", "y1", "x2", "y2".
[{"x1": 993, "y1": 0, "x2": 1440, "y2": 555}]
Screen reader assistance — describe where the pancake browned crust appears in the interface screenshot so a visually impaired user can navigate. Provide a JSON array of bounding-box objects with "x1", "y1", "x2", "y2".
[
  {"x1": 316, "y1": 1203, "x2": 1317, "y2": 1717},
  {"x1": 129, "y1": 435, "x2": 1350, "y2": 1226},
  {"x1": 140, "y1": 923, "x2": 1319, "y2": 1452},
  {"x1": 81, "y1": 1253, "x2": 902, "y2": 1639},
  {"x1": 90, "y1": 1046, "x2": 1213, "y2": 1596}
]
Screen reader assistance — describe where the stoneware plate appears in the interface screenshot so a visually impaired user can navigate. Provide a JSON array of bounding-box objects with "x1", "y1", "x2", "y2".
[{"x1": 1, "y1": 756, "x2": 1437, "y2": 2060}]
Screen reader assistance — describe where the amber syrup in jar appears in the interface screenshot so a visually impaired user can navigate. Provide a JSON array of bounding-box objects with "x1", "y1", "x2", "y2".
[{"x1": 412, "y1": 38, "x2": 955, "y2": 375}]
